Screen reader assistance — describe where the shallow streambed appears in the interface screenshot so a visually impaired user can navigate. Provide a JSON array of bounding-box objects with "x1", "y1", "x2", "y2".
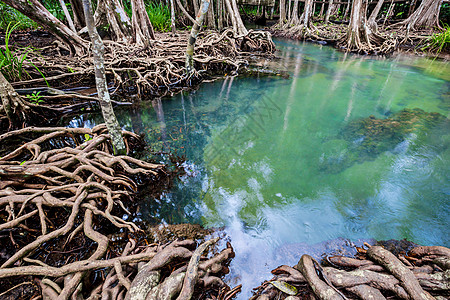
[{"x1": 69, "y1": 39, "x2": 450, "y2": 298}]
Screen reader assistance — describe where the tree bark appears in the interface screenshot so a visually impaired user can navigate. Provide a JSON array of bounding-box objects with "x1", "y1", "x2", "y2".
[
  {"x1": 280, "y1": 0, "x2": 287, "y2": 24},
  {"x1": 131, "y1": 0, "x2": 156, "y2": 46},
  {"x1": 186, "y1": 0, "x2": 211, "y2": 74},
  {"x1": 398, "y1": 0, "x2": 442, "y2": 31},
  {"x1": 170, "y1": 0, "x2": 177, "y2": 33},
  {"x1": 97, "y1": 0, "x2": 133, "y2": 43},
  {"x1": 58, "y1": 0, "x2": 77, "y2": 33},
  {"x1": 368, "y1": 0, "x2": 384, "y2": 31},
  {"x1": 82, "y1": 0, "x2": 126, "y2": 155},
  {"x1": 68, "y1": 0, "x2": 85, "y2": 29},
  {"x1": 342, "y1": 0, "x2": 378, "y2": 51},
  {"x1": 0, "y1": 72, "x2": 23, "y2": 129},
  {"x1": 1, "y1": 0, "x2": 87, "y2": 54},
  {"x1": 325, "y1": 0, "x2": 334, "y2": 23}
]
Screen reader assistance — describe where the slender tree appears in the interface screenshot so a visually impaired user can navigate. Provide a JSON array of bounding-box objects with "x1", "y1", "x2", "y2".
[
  {"x1": 186, "y1": 0, "x2": 211, "y2": 74},
  {"x1": 82, "y1": 0, "x2": 126, "y2": 154},
  {"x1": 368, "y1": 0, "x2": 384, "y2": 31}
]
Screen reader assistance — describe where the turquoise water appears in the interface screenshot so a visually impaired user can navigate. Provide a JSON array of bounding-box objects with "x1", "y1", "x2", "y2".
[{"x1": 71, "y1": 39, "x2": 449, "y2": 298}]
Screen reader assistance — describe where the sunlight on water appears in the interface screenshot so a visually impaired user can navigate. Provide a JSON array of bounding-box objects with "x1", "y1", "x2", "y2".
[{"x1": 70, "y1": 39, "x2": 449, "y2": 298}]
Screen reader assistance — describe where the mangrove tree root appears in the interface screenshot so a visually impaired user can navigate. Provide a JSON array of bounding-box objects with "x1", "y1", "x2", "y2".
[{"x1": 251, "y1": 243, "x2": 450, "y2": 299}]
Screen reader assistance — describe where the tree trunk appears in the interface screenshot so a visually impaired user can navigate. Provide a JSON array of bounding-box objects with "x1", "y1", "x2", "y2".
[
  {"x1": 344, "y1": 0, "x2": 351, "y2": 19},
  {"x1": 399, "y1": 0, "x2": 442, "y2": 31},
  {"x1": 300, "y1": 0, "x2": 314, "y2": 27},
  {"x1": 1, "y1": 0, "x2": 87, "y2": 54},
  {"x1": 368, "y1": 0, "x2": 384, "y2": 31},
  {"x1": 58, "y1": 0, "x2": 77, "y2": 33},
  {"x1": 0, "y1": 72, "x2": 23, "y2": 129},
  {"x1": 290, "y1": 0, "x2": 300, "y2": 24},
  {"x1": 218, "y1": 0, "x2": 224, "y2": 30},
  {"x1": 407, "y1": 0, "x2": 417, "y2": 17},
  {"x1": 69, "y1": 0, "x2": 85, "y2": 29},
  {"x1": 319, "y1": 1, "x2": 325, "y2": 17},
  {"x1": 343, "y1": 0, "x2": 373, "y2": 50},
  {"x1": 325, "y1": 0, "x2": 334, "y2": 23},
  {"x1": 231, "y1": 0, "x2": 248, "y2": 34},
  {"x1": 82, "y1": 0, "x2": 126, "y2": 155},
  {"x1": 131, "y1": 0, "x2": 156, "y2": 46},
  {"x1": 170, "y1": 0, "x2": 177, "y2": 33},
  {"x1": 97, "y1": 0, "x2": 133, "y2": 43},
  {"x1": 186, "y1": 0, "x2": 211, "y2": 74},
  {"x1": 279, "y1": 0, "x2": 287, "y2": 24},
  {"x1": 224, "y1": 0, "x2": 238, "y2": 32}
]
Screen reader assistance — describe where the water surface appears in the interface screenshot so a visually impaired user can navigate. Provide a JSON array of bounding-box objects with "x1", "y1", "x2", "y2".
[{"x1": 71, "y1": 39, "x2": 449, "y2": 298}]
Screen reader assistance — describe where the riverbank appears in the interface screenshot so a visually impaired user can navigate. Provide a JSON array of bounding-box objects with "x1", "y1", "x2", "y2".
[{"x1": 268, "y1": 20, "x2": 449, "y2": 59}]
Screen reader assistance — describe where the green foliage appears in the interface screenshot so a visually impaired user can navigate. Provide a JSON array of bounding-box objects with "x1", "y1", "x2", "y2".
[
  {"x1": 422, "y1": 24, "x2": 450, "y2": 54},
  {"x1": 240, "y1": 5, "x2": 259, "y2": 17},
  {"x1": 146, "y1": 2, "x2": 171, "y2": 32},
  {"x1": 26, "y1": 91, "x2": 44, "y2": 105},
  {"x1": 0, "y1": 3, "x2": 38, "y2": 30},
  {"x1": 0, "y1": 22, "x2": 48, "y2": 84}
]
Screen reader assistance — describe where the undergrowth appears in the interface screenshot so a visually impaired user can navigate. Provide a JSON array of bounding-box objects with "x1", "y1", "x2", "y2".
[
  {"x1": 421, "y1": 24, "x2": 450, "y2": 54},
  {"x1": 0, "y1": 22, "x2": 47, "y2": 84},
  {"x1": 146, "y1": 2, "x2": 171, "y2": 32}
]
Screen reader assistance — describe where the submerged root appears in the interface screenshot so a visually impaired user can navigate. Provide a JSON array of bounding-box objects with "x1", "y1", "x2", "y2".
[{"x1": 251, "y1": 243, "x2": 450, "y2": 299}]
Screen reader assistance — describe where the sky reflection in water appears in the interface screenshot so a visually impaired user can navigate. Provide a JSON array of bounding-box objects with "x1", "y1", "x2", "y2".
[{"x1": 69, "y1": 39, "x2": 449, "y2": 298}]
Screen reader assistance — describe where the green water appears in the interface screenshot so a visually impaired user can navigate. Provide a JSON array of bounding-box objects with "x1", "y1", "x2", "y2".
[{"x1": 71, "y1": 39, "x2": 449, "y2": 298}]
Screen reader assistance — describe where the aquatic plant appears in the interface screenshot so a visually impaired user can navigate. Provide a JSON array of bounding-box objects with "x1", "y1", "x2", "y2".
[{"x1": 320, "y1": 109, "x2": 447, "y2": 173}]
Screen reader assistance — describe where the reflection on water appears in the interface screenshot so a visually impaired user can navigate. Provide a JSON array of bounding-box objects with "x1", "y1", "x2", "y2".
[{"x1": 69, "y1": 39, "x2": 450, "y2": 298}]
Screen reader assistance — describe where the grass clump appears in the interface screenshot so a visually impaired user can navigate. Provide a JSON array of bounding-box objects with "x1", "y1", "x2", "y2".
[
  {"x1": 422, "y1": 24, "x2": 450, "y2": 54},
  {"x1": 0, "y1": 22, "x2": 47, "y2": 84},
  {"x1": 146, "y1": 2, "x2": 171, "y2": 32}
]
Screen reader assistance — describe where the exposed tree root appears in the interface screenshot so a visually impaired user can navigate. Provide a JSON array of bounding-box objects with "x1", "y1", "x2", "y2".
[
  {"x1": 0, "y1": 126, "x2": 239, "y2": 299},
  {"x1": 251, "y1": 243, "x2": 450, "y2": 299},
  {"x1": 13, "y1": 30, "x2": 275, "y2": 98}
]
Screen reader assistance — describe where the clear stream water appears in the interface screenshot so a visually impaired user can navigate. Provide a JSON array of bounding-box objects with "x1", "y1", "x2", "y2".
[{"x1": 70, "y1": 39, "x2": 450, "y2": 298}]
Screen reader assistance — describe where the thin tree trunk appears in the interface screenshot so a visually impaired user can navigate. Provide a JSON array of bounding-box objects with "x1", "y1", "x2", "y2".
[
  {"x1": 131, "y1": 0, "x2": 156, "y2": 46},
  {"x1": 1, "y1": 0, "x2": 87, "y2": 54},
  {"x1": 291, "y1": 0, "x2": 300, "y2": 23},
  {"x1": 207, "y1": 0, "x2": 215, "y2": 29},
  {"x1": 69, "y1": 0, "x2": 85, "y2": 29},
  {"x1": 58, "y1": 0, "x2": 77, "y2": 33},
  {"x1": 100, "y1": 0, "x2": 133, "y2": 43},
  {"x1": 319, "y1": 1, "x2": 325, "y2": 17},
  {"x1": 186, "y1": 0, "x2": 211, "y2": 74},
  {"x1": 82, "y1": 0, "x2": 126, "y2": 155},
  {"x1": 407, "y1": 0, "x2": 417, "y2": 17},
  {"x1": 344, "y1": 0, "x2": 351, "y2": 19},
  {"x1": 218, "y1": 0, "x2": 223, "y2": 30},
  {"x1": 383, "y1": 0, "x2": 395, "y2": 25},
  {"x1": 0, "y1": 72, "x2": 22, "y2": 129},
  {"x1": 325, "y1": 0, "x2": 334, "y2": 23},
  {"x1": 368, "y1": 0, "x2": 384, "y2": 31},
  {"x1": 279, "y1": 0, "x2": 286, "y2": 24},
  {"x1": 170, "y1": 0, "x2": 177, "y2": 33},
  {"x1": 231, "y1": 0, "x2": 248, "y2": 34},
  {"x1": 224, "y1": 0, "x2": 238, "y2": 32}
]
